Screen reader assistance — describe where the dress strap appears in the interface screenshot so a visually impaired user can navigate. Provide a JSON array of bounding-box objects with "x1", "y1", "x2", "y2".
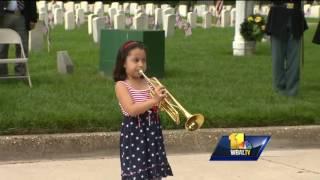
[
  {"x1": 119, "y1": 80, "x2": 152, "y2": 90},
  {"x1": 118, "y1": 81, "x2": 132, "y2": 89}
]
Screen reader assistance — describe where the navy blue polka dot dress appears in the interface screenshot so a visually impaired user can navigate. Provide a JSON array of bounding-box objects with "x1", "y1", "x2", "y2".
[{"x1": 118, "y1": 81, "x2": 173, "y2": 180}]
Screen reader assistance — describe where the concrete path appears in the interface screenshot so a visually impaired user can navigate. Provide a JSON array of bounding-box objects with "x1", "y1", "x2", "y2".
[{"x1": 1, "y1": 148, "x2": 319, "y2": 180}]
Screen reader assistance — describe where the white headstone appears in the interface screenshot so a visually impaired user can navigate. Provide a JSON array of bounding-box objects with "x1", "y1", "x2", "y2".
[
  {"x1": 254, "y1": 5, "x2": 260, "y2": 14},
  {"x1": 92, "y1": 17, "x2": 106, "y2": 43},
  {"x1": 178, "y1": 5, "x2": 188, "y2": 17},
  {"x1": 137, "y1": 5, "x2": 145, "y2": 14},
  {"x1": 310, "y1": 5, "x2": 320, "y2": 18},
  {"x1": 130, "y1": 3, "x2": 138, "y2": 15},
  {"x1": 132, "y1": 14, "x2": 144, "y2": 30},
  {"x1": 193, "y1": 5, "x2": 199, "y2": 15},
  {"x1": 94, "y1": 1, "x2": 103, "y2": 12},
  {"x1": 54, "y1": 8, "x2": 63, "y2": 25},
  {"x1": 104, "y1": 4, "x2": 110, "y2": 13},
  {"x1": 80, "y1": 1, "x2": 88, "y2": 13},
  {"x1": 52, "y1": 4, "x2": 60, "y2": 11},
  {"x1": 38, "y1": 9, "x2": 48, "y2": 27},
  {"x1": 209, "y1": 5, "x2": 216, "y2": 16},
  {"x1": 94, "y1": 7, "x2": 104, "y2": 17},
  {"x1": 111, "y1": 2, "x2": 120, "y2": 10},
  {"x1": 146, "y1": 3, "x2": 155, "y2": 16},
  {"x1": 141, "y1": 13, "x2": 149, "y2": 30},
  {"x1": 56, "y1": 1, "x2": 64, "y2": 11},
  {"x1": 202, "y1": 11, "x2": 211, "y2": 29},
  {"x1": 123, "y1": 3, "x2": 130, "y2": 14},
  {"x1": 194, "y1": 4, "x2": 207, "y2": 17},
  {"x1": 225, "y1": 5, "x2": 233, "y2": 11},
  {"x1": 162, "y1": 7, "x2": 174, "y2": 24},
  {"x1": 88, "y1": 4, "x2": 94, "y2": 13},
  {"x1": 64, "y1": 1, "x2": 74, "y2": 13},
  {"x1": 230, "y1": 8, "x2": 236, "y2": 27},
  {"x1": 187, "y1": 12, "x2": 197, "y2": 28},
  {"x1": 28, "y1": 21, "x2": 45, "y2": 52},
  {"x1": 76, "y1": 8, "x2": 85, "y2": 25},
  {"x1": 39, "y1": 6, "x2": 47, "y2": 13},
  {"x1": 221, "y1": 9, "x2": 231, "y2": 27},
  {"x1": 75, "y1": 3, "x2": 81, "y2": 10},
  {"x1": 304, "y1": 4, "x2": 311, "y2": 17},
  {"x1": 163, "y1": 7, "x2": 175, "y2": 15},
  {"x1": 88, "y1": 14, "x2": 97, "y2": 35},
  {"x1": 37, "y1": 1, "x2": 47, "y2": 13},
  {"x1": 155, "y1": 8, "x2": 162, "y2": 26},
  {"x1": 108, "y1": 8, "x2": 117, "y2": 23},
  {"x1": 117, "y1": 9, "x2": 125, "y2": 15},
  {"x1": 47, "y1": 1, "x2": 54, "y2": 12},
  {"x1": 261, "y1": 5, "x2": 270, "y2": 15},
  {"x1": 134, "y1": 8, "x2": 142, "y2": 16},
  {"x1": 114, "y1": 13, "x2": 125, "y2": 30},
  {"x1": 161, "y1": 4, "x2": 170, "y2": 10},
  {"x1": 57, "y1": 51, "x2": 74, "y2": 74},
  {"x1": 64, "y1": 10, "x2": 75, "y2": 30},
  {"x1": 163, "y1": 14, "x2": 175, "y2": 37}
]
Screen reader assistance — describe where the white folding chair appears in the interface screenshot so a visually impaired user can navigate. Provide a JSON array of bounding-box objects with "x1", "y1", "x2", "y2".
[{"x1": 0, "y1": 28, "x2": 32, "y2": 87}]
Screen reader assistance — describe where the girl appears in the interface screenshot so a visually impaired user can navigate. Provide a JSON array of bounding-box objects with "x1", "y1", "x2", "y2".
[{"x1": 113, "y1": 40, "x2": 173, "y2": 180}]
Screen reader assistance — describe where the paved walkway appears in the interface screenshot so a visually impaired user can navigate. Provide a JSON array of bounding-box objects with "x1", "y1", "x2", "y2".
[{"x1": 1, "y1": 148, "x2": 319, "y2": 180}]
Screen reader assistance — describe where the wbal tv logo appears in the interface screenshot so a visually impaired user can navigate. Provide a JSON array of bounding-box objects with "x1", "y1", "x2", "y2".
[
  {"x1": 229, "y1": 133, "x2": 252, "y2": 156},
  {"x1": 210, "y1": 133, "x2": 270, "y2": 161}
]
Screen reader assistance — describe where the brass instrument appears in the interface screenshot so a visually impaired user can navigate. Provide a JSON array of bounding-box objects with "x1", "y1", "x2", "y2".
[{"x1": 139, "y1": 70, "x2": 204, "y2": 131}]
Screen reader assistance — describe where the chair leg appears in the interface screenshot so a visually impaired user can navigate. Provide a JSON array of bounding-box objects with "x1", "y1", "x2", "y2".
[
  {"x1": 25, "y1": 63, "x2": 32, "y2": 88},
  {"x1": 28, "y1": 75, "x2": 32, "y2": 88}
]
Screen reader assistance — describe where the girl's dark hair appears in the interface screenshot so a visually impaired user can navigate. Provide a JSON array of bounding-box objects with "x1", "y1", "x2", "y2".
[{"x1": 113, "y1": 40, "x2": 147, "y2": 82}]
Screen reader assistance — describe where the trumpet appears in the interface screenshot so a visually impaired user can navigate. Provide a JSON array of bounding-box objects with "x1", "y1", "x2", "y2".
[{"x1": 139, "y1": 70, "x2": 204, "y2": 131}]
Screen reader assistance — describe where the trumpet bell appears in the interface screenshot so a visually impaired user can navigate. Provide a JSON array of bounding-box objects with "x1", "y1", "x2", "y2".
[{"x1": 185, "y1": 114, "x2": 205, "y2": 131}]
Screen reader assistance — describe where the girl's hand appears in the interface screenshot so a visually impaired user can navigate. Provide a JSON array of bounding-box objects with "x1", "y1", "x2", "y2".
[{"x1": 153, "y1": 85, "x2": 167, "y2": 103}]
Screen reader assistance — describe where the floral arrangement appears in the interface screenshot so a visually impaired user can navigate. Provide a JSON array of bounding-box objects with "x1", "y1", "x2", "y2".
[{"x1": 240, "y1": 14, "x2": 266, "y2": 42}]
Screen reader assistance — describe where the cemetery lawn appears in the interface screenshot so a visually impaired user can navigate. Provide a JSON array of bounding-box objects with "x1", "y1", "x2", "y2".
[
  {"x1": 0, "y1": 23, "x2": 319, "y2": 135},
  {"x1": 306, "y1": 17, "x2": 320, "y2": 24}
]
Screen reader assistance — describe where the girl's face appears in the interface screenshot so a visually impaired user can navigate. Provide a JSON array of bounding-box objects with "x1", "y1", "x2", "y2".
[{"x1": 124, "y1": 48, "x2": 146, "y2": 79}]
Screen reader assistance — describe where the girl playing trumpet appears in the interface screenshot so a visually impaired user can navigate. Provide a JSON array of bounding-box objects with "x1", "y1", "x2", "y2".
[{"x1": 113, "y1": 40, "x2": 173, "y2": 180}]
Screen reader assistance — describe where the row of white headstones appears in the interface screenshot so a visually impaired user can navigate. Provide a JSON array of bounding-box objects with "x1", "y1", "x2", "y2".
[
  {"x1": 35, "y1": 2, "x2": 254, "y2": 40},
  {"x1": 29, "y1": 1, "x2": 273, "y2": 51},
  {"x1": 38, "y1": 2, "x2": 191, "y2": 40}
]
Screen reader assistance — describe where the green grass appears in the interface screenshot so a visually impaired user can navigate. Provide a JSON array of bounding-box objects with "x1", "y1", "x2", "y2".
[
  {"x1": 196, "y1": 17, "x2": 203, "y2": 23},
  {"x1": 306, "y1": 17, "x2": 320, "y2": 24},
  {"x1": 0, "y1": 22, "x2": 319, "y2": 135}
]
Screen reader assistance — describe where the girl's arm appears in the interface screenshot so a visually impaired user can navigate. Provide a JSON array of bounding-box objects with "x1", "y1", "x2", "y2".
[{"x1": 115, "y1": 82, "x2": 166, "y2": 116}]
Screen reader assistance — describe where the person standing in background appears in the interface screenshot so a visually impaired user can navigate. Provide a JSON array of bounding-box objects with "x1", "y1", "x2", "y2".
[
  {"x1": 312, "y1": 20, "x2": 320, "y2": 45},
  {"x1": 0, "y1": 1, "x2": 38, "y2": 76},
  {"x1": 266, "y1": 0, "x2": 308, "y2": 96}
]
